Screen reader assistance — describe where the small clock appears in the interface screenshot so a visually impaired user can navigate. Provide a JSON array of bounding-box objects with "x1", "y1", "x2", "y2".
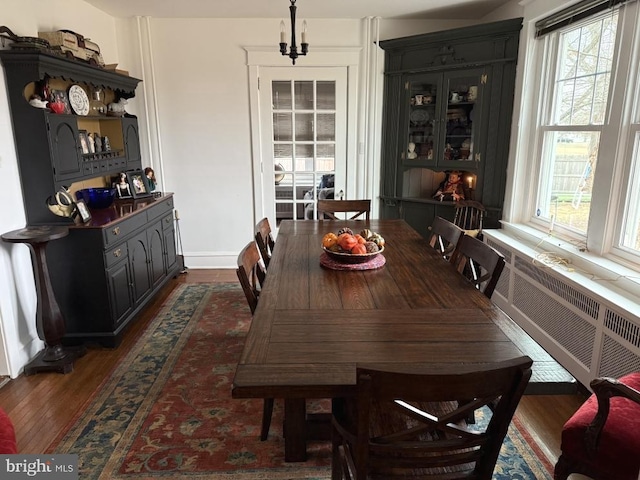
[{"x1": 68, "y1": 84, "x2": 90, "y2": 116}]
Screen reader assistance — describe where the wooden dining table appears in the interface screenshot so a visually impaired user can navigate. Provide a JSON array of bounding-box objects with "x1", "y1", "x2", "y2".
[{"x1": 232, "y1": 219, "x2": 575, "y2": 462}]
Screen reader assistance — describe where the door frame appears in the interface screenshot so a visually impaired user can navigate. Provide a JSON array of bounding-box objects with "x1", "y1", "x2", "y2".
[{"x1": 245, "y1": 47, "x2": 361, "y2": 233}]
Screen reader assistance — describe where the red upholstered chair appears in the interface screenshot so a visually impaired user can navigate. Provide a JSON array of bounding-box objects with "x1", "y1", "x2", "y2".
[
  {"x1": 0, "y1": 408, "x2": 17, "y2": 453},
  {"x1": 554, "y1": 372, "x2": 640, "y2": 480}
]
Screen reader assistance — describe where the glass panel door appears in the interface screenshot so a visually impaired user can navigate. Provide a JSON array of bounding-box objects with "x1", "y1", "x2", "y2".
[
  {"x1": 260, "y1": 68, "x2": 347, "y2": 226},
  {"x1": 405, "y1": 74, "x2": 441, "y2": 167}
]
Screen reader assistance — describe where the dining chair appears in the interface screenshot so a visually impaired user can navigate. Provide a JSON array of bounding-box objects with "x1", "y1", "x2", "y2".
[
  {"x1": 453, "y1": 200, "x2": 485, "y2": 239},
  {"x1": 427, "y1": 216, "x2": 464, "y2": 259},
  {"x1": 449, "y1": 234, "x2": 505, "y2": 299},
  {"x1": 554, "y1": 372, "x2": 640, "y2": 480},
  {"x1": 331, "y1": 356, "x2": 533, "y2": 480},
  {"x1": 317, "y1": 199, "x2": 371, "y2": 220},
  {"x1": 255, "y1": 217, "x2": 275, "y2": 268},
  {"x1": 236, "y1": 241, "x2": 273, "y2": 440}
]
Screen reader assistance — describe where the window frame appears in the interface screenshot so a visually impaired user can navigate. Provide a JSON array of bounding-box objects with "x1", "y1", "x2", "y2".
[{"x1": 521, "y1": 1, "x2": 640, "y2": 270}]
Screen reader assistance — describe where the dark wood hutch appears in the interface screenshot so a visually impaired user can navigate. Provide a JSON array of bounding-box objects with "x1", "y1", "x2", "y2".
[
  {"x1": 378, "y1": 18, "x2": 523, "y2": 238},
  {"x1": 0, "y1": 49, "x2": 181, "y2": 347}
]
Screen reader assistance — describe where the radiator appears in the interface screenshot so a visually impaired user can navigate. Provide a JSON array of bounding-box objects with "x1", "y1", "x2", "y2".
[{"x1": 485, "y1": 234, "x2": 640, "y2": 388}]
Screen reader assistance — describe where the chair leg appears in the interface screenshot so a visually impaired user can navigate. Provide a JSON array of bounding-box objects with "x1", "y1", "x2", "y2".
[{"x1": 260, "y1": 398, "x2": 274, "y2": 441}]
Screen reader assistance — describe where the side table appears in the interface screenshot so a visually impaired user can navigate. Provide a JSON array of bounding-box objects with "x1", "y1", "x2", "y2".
[{"x1": 2, "y1": 226, "x2": 86, "y2": 375}]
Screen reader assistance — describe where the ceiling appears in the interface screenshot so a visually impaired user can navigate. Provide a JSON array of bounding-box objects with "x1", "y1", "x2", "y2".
[{"x1": 82, "y1": 0, "x2": 513, "y2": 20}]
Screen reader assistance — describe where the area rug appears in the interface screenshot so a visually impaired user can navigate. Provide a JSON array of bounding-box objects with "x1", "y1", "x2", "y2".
[{"x1": 47, "y1": 283, "x2": 554, "y2": 479}]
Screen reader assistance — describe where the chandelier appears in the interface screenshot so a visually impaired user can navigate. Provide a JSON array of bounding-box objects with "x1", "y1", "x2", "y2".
[{"x1": 279, "y1": 0, "x2": 308, "y2": 65}]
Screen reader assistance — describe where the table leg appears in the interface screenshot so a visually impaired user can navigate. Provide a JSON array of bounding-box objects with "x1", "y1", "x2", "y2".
[{"x1": 284, "y1": 398, "x2": 307, "y2": 462}]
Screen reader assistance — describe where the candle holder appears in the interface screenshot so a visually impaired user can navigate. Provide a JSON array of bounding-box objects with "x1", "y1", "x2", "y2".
[{"x1": 279, "y1": 0, "x2": 308, "y2": 65}]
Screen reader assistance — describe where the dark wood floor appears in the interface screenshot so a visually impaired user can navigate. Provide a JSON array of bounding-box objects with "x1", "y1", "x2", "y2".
[{"x1": 0, "y1": 269, "x2": 586, "y2": 466}]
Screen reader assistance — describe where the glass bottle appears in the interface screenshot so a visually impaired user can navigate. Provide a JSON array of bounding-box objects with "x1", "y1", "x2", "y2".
[{"x1": 89, "y1": 88, "x2": 107, "y2": 116}]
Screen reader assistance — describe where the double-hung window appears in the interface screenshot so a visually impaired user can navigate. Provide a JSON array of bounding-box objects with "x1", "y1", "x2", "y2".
[{"x1": 529, "y1": 0, "x2": 640, "y2": 266}]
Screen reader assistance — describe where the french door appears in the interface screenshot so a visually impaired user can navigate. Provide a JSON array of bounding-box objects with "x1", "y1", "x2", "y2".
[{"x1": 258, "y1": 67, "x2": 347, "y2": 228}]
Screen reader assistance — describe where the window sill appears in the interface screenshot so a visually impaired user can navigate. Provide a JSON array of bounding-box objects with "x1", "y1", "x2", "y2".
[{"x1": 484, "y1": 222, "x2": 640, "y2": 311}]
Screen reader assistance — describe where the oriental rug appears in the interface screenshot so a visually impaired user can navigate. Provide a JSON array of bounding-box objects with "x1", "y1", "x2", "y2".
[{"x1": 47, "y1": 283, "x2": 554, "y2": 479}]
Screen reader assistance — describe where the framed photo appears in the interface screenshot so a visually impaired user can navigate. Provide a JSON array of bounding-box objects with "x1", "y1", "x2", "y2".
[
  {"x1": 126, "y1": 171, "x2": 152, "y2": 199},
  {"x1": 49, "y1": 89, "x2": 71, "y2": 114},
  {"x1": 75, "y1": 199, "x2": 91, "y2": 223},
  {"x1": 78, "y1": 130, "x2": 90, "y2": 154},
  {"x1": 113, "y1": 172, "x2": 133, "y2": 199}
]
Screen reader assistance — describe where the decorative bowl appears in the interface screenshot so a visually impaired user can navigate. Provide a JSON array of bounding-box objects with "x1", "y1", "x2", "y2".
[
  {"x1": 75, "y1": 188, "x2": 116, "y2": 209},
  {"x1": 322, "y1": 246, "x2": 384, "y2": 264}
]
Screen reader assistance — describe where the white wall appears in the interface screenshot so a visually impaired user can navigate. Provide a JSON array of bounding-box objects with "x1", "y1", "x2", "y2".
[{"x1": 0, "y1": 0, "x2": 124, "y2": 378}]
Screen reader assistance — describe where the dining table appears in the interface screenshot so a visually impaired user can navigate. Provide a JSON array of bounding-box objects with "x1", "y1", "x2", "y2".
[{"x1": 232, "y1": 219, "x2": 576, "y2": 462}]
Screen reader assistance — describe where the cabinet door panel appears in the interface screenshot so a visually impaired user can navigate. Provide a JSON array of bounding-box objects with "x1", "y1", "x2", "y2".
[
  {"x1": 163, "y1": 225, "x2": 177, "y2": 273},
  {"x1": 107, "y1": 260, "x2": 133, "y2": 326},
  {"x1": 148, "y1": 222, "x2": 165, "y2": 288},
  {"x1": 47, "y1": 115, "x2": 83, "y2": 181},
  {"x1": 123, "y1": 117, "x2": 141, "y2": 171},
  {"x1": 404, "y1": 73, "x2": 442, "y2": 168},
  {"x1": 128, "y1": 231, "x2": 151, "y2": 302}
]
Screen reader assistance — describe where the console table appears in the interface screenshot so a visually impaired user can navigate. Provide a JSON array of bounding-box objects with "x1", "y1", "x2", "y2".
[{"x1": 2, "y1": 226, "x2": 85, "y2": 375}]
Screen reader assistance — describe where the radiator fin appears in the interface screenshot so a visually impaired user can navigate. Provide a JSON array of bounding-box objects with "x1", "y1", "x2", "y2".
[
  {"x1": 486, "y1": 239, "x2": 512, "y2": 263},
  {"x1": 514, "y1": 256, "x2": 599, "y2": 320},
  {"x1": 604, "y1": 308, "x2": 640, "y2": 349},
  {"x1": 513, "y1": 274, "x2": 594, "y2": 368},
  {"x1": 599, "y1": 334, "x2": 640, "y2": 379}
]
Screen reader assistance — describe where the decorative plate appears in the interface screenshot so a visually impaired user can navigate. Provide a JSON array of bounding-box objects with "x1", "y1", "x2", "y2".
[
  {"x1": 68, "y1": 84, "x2": 89, "y2": 116},
  {"x1": 322, "y1": 246, "x2": 384, "y2": 264},
  {"x1": 410, "y1": 109, "x2": 429, "y2": 125}
]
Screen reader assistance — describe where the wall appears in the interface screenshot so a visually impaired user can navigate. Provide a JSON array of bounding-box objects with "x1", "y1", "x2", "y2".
[{"x1": 0, "y1": 0, "x2": 123, "y2": 378}]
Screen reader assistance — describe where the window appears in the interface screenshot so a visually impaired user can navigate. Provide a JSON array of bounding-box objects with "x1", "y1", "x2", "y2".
[
  {"x1": 527, "y1": 1, "x2": 640, "y2": 265},
  {"x1": 535, "y1": 12, "x2": 617, "y2": 235}
]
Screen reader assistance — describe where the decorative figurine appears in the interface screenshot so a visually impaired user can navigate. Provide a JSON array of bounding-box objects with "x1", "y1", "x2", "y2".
[
  {"x1": 144, "y1": 167, "x2": 157, "y2": 192},
  {"x1": 433, "y1": 170, "x2": 465, "y2": 202}
]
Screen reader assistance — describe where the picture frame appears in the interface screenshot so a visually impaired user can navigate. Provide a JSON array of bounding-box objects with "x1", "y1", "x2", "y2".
[
  {"x1": 78, "y1": 130, "x2": 90, "y2": 154},
  {"x1": 126, "y1": 171, "x2": 152, "y2": 199},
  {"x1": 49, "y1": 89, "x2": 71, "y2": 114},
  {"x1": 75, "y1": 199, "x2": 91, "y2": 223},
  {"x1": 113, "y1": 172, "x2": 133, "y2": 199}
]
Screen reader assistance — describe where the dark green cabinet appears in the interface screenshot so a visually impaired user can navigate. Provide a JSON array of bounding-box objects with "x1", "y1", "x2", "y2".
[{"x1": 379, "y1": 18, "x2": 523, "y2": 234}]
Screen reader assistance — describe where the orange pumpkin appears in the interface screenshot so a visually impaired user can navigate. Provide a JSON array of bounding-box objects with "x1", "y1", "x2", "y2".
[
  {"x1": 354, "y1": 234, "x2": 367, "y2": 244},
  {"x1": 351, "y1": 244, "x2": 367, "y2": 255},
  {"x1": 338, "y1": 233, "x2": 358, "y2": 252},
  {"x1": 322, "y1": 232, "x2": 338, "y2": 248}
]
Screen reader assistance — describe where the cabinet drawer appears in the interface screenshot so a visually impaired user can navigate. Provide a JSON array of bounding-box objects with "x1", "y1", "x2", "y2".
[
  {"x1": 105, "y1": 243, "x2": 128, "y2": 268},
  {"x1": 147, "y1": 197, "x2": 174, "y2": 222},
  {"x1": 103, "y1": 214, "x2": 147, "y2": 247},
  {"x1": 161, "y1": 213, "x2": 173, "y2": 230}
]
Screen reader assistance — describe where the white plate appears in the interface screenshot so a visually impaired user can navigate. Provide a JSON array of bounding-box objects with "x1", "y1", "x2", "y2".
[
  {"x1": 410, "y1": 109, "x2": 429, "y2": 125},
  {"x1": 68, "y1": 84, "x2": 89, "y2": 116}
]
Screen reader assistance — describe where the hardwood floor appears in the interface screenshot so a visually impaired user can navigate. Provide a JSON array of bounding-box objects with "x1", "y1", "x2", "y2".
[{"x1": 0, "y1": 268, "x2": 587, "y2": 468}]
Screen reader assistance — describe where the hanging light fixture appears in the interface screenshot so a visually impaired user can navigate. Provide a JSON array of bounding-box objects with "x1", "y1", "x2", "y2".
[{"x1": 279, "y1": 0, "x2": 308, "y2": 65}]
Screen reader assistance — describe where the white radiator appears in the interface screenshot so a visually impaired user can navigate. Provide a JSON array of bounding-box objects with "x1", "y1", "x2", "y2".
[{"x1": 484, "y1": 232, "x2": 640, "y2": 388}]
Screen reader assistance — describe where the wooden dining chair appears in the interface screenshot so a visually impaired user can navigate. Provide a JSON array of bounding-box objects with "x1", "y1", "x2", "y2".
[
  {"x1": 331, "y1": 356, "x2": 532, "y2": 480},
  {"x1": 236, "y1": 241, "x2": 273, "y2": 440},
  {"x1": 427, "y1": 216, "x2": 464, "y2": 259},
  {"x1": 255, "y1": 217, "x2": 275, "y2": 268},
  {"x1": 317, "y1": 199, "x2": 371, "y2": 220},
  {"x1": 453, "y1": 200, "x2": 485, "y2": 239},
  {"x1": 449, "y1": 234, "x2": 505, "y2": 299}
]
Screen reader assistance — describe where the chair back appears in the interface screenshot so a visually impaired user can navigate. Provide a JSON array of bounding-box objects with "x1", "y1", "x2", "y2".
[
  {"x1": 427, "y1": 216, "x2": 464, "y2": 258},
  {"x1": 236, "y1": 241, "x2": 266, "y2": 314},
  {"x1": 332, "y1": 357, "x2": 532, "y2": 480},
  {"x1": 255, "y1": 217, "x2": 275, "y2": 268},
  {"x1": 454, "y1": 200, "x2": 485, "y2": 238},
  {"x1": 317, "y1": 199, "x2": 371, "y2": 220},
  {"x1": 449, "y1": 235, "x2": 505, "y2": 299}
]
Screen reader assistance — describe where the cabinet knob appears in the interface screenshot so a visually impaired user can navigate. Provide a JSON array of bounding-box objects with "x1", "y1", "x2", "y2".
[
  {"x1": 112, "y1": 226, "x2": 120, "y2": 236},
  {"x1": 164, "y1": 217, "x2": 170, "y2": 224},
  {"x1": 113, "y1": 249, "x2": 122, "y2": 258}
]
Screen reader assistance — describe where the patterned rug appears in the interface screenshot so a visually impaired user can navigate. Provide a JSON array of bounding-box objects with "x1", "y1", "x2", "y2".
[{"x1": 47, "y1": 283, "x2": 554, "y2": 479}]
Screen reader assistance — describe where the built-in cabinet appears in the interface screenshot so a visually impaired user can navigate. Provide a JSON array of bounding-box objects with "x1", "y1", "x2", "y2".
[
  {"x1": 379, "y1": 18, "x2": 523, "y2": 238},
  {"x1": 0, "y1": 49, "x2": 180, "y2": 346}
]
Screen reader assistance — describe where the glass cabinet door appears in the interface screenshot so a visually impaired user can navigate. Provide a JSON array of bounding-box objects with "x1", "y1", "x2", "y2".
[
  {"x1": 439, "y1": 68, "x2": 486, "y2": 168},
  {"x1": 403, "y1": 73, "x2": 441, "y2": 167}
]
